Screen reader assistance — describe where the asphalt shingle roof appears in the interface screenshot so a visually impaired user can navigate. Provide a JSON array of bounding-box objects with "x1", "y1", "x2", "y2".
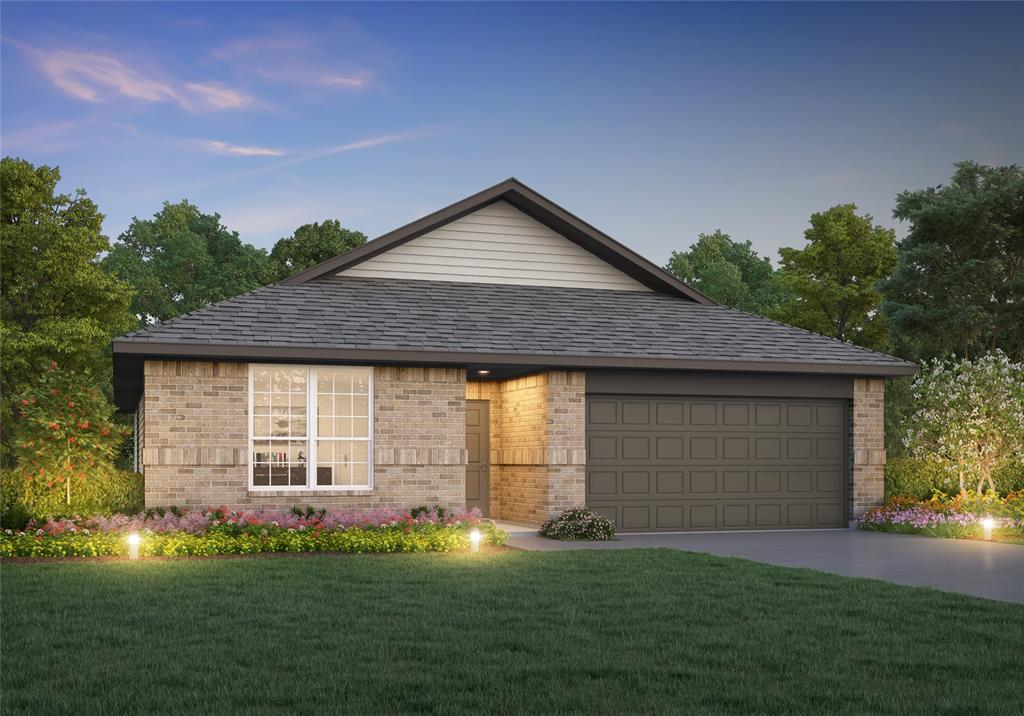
[{"x1": 114, "y1": 277, "x2": 914, "y2": 372}]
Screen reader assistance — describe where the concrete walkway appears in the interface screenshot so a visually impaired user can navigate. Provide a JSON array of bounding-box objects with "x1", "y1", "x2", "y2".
[{"x1": 498, "y1": 524, "x2": 1024, "y2": 604}]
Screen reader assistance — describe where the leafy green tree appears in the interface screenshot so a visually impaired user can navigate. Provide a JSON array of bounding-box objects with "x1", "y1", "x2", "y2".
[
  {"x1": 772, "y1": 204, "x2": 896, "y2": 349},
  {"x1": 881, "y1": 162, "x2": 1024, "y2": 361},
  {"x1": 10, "y1": 362, "x2": 128, "y2": 506},
  {"x1": 0, "y1": 157, "x2": 135, "y2": 463},
  {"x1": 103, "y1": 201, "x2": 277, "y2": 324},
  {"x1": 270, "y1": 219, "x2": 367, "y2": 278},
  {"x1": 904, "y1": 351, "x2": 1024, "y2": 495},
  {"x1": 665, "y1": 230, "x2": 782, "y2": 314},
  {"x1": 1, "y1": 361, "x2": 141, "y2": 526}
]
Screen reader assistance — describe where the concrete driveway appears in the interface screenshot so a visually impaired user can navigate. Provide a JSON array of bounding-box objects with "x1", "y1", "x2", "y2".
[{"x1": 501, "y1": 525, "x2": 1024, "y2": 604}]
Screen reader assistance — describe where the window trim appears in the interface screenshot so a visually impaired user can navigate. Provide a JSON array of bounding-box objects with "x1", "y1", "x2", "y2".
[{"x1": 248, "y1": 364, "x2": 374, "y2": 492}]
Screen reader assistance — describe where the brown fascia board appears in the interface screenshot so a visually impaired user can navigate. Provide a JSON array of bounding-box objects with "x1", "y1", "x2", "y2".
[
  {"x1": 278, "y1": 178, "x2": 715, "y2": 305},
  {"x1": 111, "y1": 340, "x2": 918, "y2": 377}
]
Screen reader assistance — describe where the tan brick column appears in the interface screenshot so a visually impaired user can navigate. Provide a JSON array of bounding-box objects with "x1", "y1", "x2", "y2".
[
  {"x1": 545, "y1": 371, "x2": 586, "y2": 516},
  {"x1": 852, "y1": 378, "x2": 886, "y2": 517}
]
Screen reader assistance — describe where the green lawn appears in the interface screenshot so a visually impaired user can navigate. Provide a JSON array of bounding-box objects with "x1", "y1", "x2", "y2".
[{"x1": 2, "y1": 550, "x2": 1022, "y2": 715}]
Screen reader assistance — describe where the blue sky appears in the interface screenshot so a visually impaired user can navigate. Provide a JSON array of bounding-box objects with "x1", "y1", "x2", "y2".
[{"x1": 2, "y1": 2, "x2": 1021, "y2": 263}]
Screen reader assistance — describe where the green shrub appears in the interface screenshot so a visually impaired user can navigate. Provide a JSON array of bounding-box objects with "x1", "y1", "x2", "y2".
[
  {"x1": 902, "y1": 351, "x2": 1024, "y2": 495},
  {"x1": 0, "y1": 521, "x2": 507, "y2": 559},
  {"x1": 884, "y1": 457, "x2": 955, "y2": 500},
  {"x1": 540, "y1": 508, "x2": 616, "y2": 541},
  {"x1": 410, "y1": 505, "x2": 449, "y2": 520},
  {"x1": 886, "y1": 457, "x2": 1024, "y2": 500},
  {"x1": 0, "y1": 466, "x2": 143, "y2": 529}
]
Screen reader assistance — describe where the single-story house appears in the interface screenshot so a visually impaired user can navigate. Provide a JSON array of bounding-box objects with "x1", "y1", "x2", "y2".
[{"x1": 112, "y1": 178, "x2": 916, "y2": 532}]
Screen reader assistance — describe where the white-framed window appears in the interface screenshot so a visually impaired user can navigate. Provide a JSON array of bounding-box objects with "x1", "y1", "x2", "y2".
[{"x1": 249, "y1": 365, "x2": 373, "y2": 490}]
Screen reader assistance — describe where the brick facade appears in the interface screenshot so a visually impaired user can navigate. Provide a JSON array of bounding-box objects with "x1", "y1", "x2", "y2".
[
  {"x1": 141, "y1": 361, "x2": 466, "y2": 511},
  {"x1": 466, "y1": 371, "x2": 586, "y2": 523},
  {"x1": 140, "y1": 360, "x2": 883, "y2": 526},
  {"x1": 852, "y1": 378, "x2": 886, "y2": 517}
]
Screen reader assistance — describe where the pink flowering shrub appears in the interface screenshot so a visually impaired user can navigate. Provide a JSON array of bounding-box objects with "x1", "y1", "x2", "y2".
[
  {"x1": 0, "y1": 506, "x2": 507, "y2": 558},
  {"x1": 21, "y1": 506, "x2": 486, "y2": 537},
  {"x1": 859, "y1": 493, "x2": 1024, "y2": 541}
]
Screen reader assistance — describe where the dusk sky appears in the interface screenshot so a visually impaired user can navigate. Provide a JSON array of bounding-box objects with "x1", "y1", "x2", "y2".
[{"x1": 2, "y1": 2, "x2": 1021, "y2": 263}]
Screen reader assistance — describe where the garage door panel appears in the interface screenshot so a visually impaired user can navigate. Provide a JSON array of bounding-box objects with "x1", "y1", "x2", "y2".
[
  {"x1": 656, "y1": 505, "x2": 684, "y2": 529},
  {"x1": 588, "y1": 471, "x2": 617, "y2": 495},
  {"x1": 690, "y1": 471, "x2": 717, "y2": 494},
  {"x1": 755, "y1": 503, "x2": 782, "y2": 527},
  {"x1": 689, "y1": 504, "x2": 717, "y2": 528},
  {"x1": 656, "y1": 471, "x2": 684, "y2": 493},
  {"x1": 587, "y1": 435, "x2": 618, "y2": 460},
  {"x1": 755, "y1": 470, "x2": 782, "y2": 493},
  {"x1": 588, "y1": 401, "x2": 618, "y2": 425},
  {"x1": 620, "y1": 506, "x2": 651, "y2": 530},
  {"x1": 586, "y1": 396, "x2": 847, "y2": 532},
  {"x1": 621, "y1": 402, "x2": 650, "y2": 424},
  {"x1": 722, "y1": 403, "x2": 750, "y2": 425},
  {"x1": 621, "y1": 471, "x2": 650, "y2": 494},
  {"x1": 722, "y1": 471, "x2": 750, "y2": 493},
  {"x1": 816, "y1": 437, "x2": 842, "y2": 460}
]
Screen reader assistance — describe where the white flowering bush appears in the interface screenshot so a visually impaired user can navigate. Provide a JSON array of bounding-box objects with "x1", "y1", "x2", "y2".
[
  {"x1": 905, "y1": 351, "x2": 1024, "y2": 495},
  {"x1": 540, "y1": 508, "x2": 616, "y2": 540}
]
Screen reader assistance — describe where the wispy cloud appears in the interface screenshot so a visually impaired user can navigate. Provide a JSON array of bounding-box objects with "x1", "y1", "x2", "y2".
[
  {"x1": 182, "y1": 82, "x2": 254, "y2": 111},
  {"x1": 211, "y1": 28, "x2": 377, "y2": 93},
  {"x1": 1, "y1": 120, "x2": 79, "y2": 152},
  {"x1": 265, "y1": 131, "x2": 433, "y2": 171},
  {"x1": 200, "y1": 140, "x2": 288, "y2": 157},
  {"x1": 175, "y1": 128, "x2": 442, "y2": 195},
  {"x1": 9, "y1": 40, "x2": 258, "y2": 112}
]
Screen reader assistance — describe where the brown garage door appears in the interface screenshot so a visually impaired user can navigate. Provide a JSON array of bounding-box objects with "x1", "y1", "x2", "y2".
[{"x1": 586, "y1": 396, "x2": 848, "y2": 532}]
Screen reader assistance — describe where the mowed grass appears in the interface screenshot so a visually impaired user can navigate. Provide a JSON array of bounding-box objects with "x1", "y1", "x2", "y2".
[{"x1": 2, "y1": 550, "x2": 1022, "y2": 715}]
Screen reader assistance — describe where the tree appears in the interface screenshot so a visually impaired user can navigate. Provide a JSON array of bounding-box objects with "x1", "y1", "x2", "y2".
[
  {"x1": 664, "y1": 230, "x2": 782, "y2": 314},
  {"x1": 270, "y1": 219, "x2": 366, "y2": 278},
  {"x1": 881, "y1": 162, "x2": 1024, "y2": 361},
  {"x1": 102, "y1": 201, "x2": 277, "y2": 324},
  {"x1": 904, "y1": 351, "x2": 1024, "y2": 495},
  {"x1": 0, "y1": 157, "x2": 135, "y2": 463},
  {"x1": 772, "y1": 204, "x2": 896, "y2": 349},
  {"x1": 10, "y1": 362, "x2": 128, "y2": 506}
]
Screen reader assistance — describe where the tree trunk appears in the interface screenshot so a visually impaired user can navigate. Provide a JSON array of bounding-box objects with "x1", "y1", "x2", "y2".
[{"x1": 65, "y1": 438, "x2": 71, "y2": 506}]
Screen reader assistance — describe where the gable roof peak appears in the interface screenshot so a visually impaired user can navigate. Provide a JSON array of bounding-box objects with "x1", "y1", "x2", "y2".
[{"x1": 280, "y1": 178, "x2": 714, "y2": 304}]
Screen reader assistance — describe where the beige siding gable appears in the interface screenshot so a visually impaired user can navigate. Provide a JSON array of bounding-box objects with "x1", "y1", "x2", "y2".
[{"x1": 338, "y1": 200, "x2": 651, "y2": 291}]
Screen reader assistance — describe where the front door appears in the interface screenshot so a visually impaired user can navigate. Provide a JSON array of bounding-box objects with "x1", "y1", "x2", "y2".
[{"x1": 466, "y1": 400, "x2": 490, "y2": 516}]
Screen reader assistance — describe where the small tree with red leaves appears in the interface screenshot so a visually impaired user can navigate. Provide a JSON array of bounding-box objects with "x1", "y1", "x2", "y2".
[{"x1": 11, "y1": 362, "x2": 127, "y2": 508}]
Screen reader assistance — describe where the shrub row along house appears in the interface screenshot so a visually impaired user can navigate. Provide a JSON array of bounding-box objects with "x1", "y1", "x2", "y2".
[{"x1": 112, "y1": 179, "x2": 916, "y2": 532}]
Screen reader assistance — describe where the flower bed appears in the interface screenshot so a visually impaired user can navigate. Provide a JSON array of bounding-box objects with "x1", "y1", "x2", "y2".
[
  {"x1": 0, "y1": 507, "x2": 507, "y2": 559},
  {"x1": 858, "y1": 492, "x2": 1024, "y2": 543}
]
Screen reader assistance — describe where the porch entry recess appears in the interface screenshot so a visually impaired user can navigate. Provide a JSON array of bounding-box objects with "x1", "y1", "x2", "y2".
[
  {"x1": 585, "y1": 395, "x2": 848, "y2": 532},
  {"x1": 466, "y1": 400, "x2": 490, "y2": 516}
]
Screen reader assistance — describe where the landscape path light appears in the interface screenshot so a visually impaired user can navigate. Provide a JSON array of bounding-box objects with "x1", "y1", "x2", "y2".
[
  {"x1": 981, "y1": 517, "x2": 994, "y2": 541},
  {"x1": 127, "y1": 532, "x2": 141, "y2": 560},
  {"x1": 469, "y1": 528, "x2": 482, "y2": 553}
]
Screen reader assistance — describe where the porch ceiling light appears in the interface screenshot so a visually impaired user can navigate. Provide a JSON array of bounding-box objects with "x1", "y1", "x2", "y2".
[{"x1": 476, "y1": 370, "x2": 491, "y2": 376}]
